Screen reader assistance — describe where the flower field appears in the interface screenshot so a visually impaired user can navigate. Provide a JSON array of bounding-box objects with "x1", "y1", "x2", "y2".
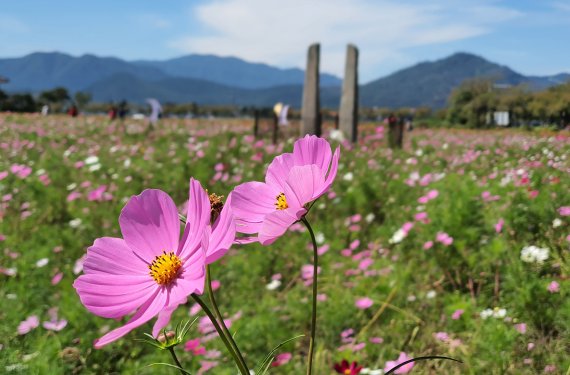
[{"x1": 0, "y1": 113, "x2": 568, "y2": 374}]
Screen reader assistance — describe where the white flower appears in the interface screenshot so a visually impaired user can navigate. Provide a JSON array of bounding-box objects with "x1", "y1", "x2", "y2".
[
  {"x1": 69, "y1": 218, "x2": 82, "y2": 228},
  {"x1": 389, "y1": 228, "x2": 406, "y2": 244},
  {"x1": 315, "y1": 232, "x2": 325, "y2": 245},
  {"x1": 480, "y1": 309, "x2": 493, "y2": 319},
  {"x1": 66, "y1": 183, "x2": 77, "y2": 191},
  {"x1": 265, "y1": 279, "x2": 281, "y2": 291},
  {"x1": 329, "y1": 129, "x2": 345, "y2": 142},
  {"x1": 365, "y1": 213, "x2": 375, "y2": 223},
  {"x1": 493, "y1": 308, "x2": 507, "y2": 319},
  {"x1": 415, "y1": 149, "x2": 423, "y2": 156},
  {"x1": 343, "y1": 172, "x2": 354, "y2": 182},
  {"x1": 407, "y1": 295, "x2": 416, "y2": 302},
  {"x1": 426, "y1": 290, "x2": 437, "y2": 299},
  {"x1": 520, "y1": 245, "x2": 549, "y2": 264},
  {"x1": 36, "y1": 258, "x2": 49, "y2": 268},
  {"x1": 362, "y1": 369, "x2": 383, "y2": 375},
  {"x1": 3, "y1": 268, "x2": 17, "y2": 277},
  {"x1": 88, "y1": 163, "x2": 101, "y2": 172},
  {"x1": 123, "y1": 158, "x2": 131, "y2": 168},
  {"x1": 84, "y1": 156, "x2": 99, "y2": 165},
  {"x1": 552, "y1": 218, "x2": 562, "y2": 228}
]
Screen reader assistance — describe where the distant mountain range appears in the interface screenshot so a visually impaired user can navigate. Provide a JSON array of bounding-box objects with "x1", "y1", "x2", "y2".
[{"x1": 1, "y1": 51, "x2": 568, "y2": 108}]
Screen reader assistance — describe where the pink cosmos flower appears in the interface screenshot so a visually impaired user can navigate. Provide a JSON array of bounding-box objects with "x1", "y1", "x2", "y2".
[
  {"x1": 271, "y1": 352, "x2": 292, "y2": 367},
  {"x1": 495, "y1": 218, "x2": 504, "y2": 233},
  {"x1": 436, "y1": 232, "x2": 453, "y2": 246},
  {"x1": 558, "y1": 206, "x2": 570, "y2": 216},
  {"x1": 184, "y1": 338, "x2": 207, "y2": 355},
  {"x1": 51, "y1": 272, "x2": 63, "y2": 285},
  {"x1": 451, "y1": 309, "x2": 464, "y2": 320},
  {"x1": 355, "y1": 297, "x2": 373, "y2": 309},
  {"x1": 384, "y1": 352, "x2": 415, "y2": 374},
  {"x1": 547, "y1": 281, "x2": 560, "y2": 293},
  {"x1": 74, "y1": 179, "x2": 235, "y2": 348},
  {"x1": 231, "y1": 135, "x2": 339, "y2": 245},
  {"x1": 18, "y1": 315, "x2": 39, "y2": 335},
  {"x1": 515, "y1": 323, "x2": 527, "y2": 334}
]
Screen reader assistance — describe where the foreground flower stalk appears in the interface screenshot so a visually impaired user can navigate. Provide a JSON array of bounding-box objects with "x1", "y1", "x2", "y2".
[
  {"x1": 302, "y1": 216, "x2": 319, "y2": 375},
  {"x1": 191, "y1": 293, "x2": 249, "y2": 375},
  {"x1": 206, "y1": 265, "x2": 250, "y2": 374},
  {"x1": 167, "y1": 347, "x2": 186, "y2": 375}
]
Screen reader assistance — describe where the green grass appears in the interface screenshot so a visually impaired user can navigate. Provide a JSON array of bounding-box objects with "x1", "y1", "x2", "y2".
[{"x1": 0, "y1": 114, "x2": 568, "y2": 374}]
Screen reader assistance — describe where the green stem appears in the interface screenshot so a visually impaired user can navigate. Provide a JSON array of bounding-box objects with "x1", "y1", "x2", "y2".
[
  {"x1": 206, "y1": 266, "x2": 250, "y2": 373},
  {"x1": 191, "y1": 294, "x2": 249, "y2": 375},
  {"x1": 301, "y1": 217, "x2": 319, "y2": 375},
  {"x1": 167, "y1": 346, "x2": 186, "y2": 375}
]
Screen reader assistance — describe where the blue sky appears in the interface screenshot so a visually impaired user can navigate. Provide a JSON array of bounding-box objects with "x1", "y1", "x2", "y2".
[{"x1": 1, "y1": 0, "x2": 569, "y2": 82}]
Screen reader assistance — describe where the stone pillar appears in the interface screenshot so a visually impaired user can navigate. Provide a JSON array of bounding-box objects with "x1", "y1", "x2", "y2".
[
  {"x1": 301, "y1": 43, "x2": 321, "y2": 137},
  {"x1": 339, "y1": 44, "x2": 359, "y2": 142}
]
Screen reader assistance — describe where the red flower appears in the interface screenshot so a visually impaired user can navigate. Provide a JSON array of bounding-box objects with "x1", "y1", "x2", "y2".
[{"x1": 334, "y1": 359, "x2": 363, "y2": 374}]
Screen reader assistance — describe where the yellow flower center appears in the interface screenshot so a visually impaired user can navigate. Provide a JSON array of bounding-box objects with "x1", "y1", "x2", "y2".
[
  {"x1": 148, "y1": 251, "x2": 182, "y2": 285},
  {"x1": 344, "y1": 370, "x2": 351, "y2": 375},
  {"x1": 275, "y1": 193, "x2": 288, "y2": 210}
]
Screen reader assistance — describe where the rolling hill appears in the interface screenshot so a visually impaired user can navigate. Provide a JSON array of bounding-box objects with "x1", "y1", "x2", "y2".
[{"x1": 1, "y1": 51, "x2": 568, "y2": 108}]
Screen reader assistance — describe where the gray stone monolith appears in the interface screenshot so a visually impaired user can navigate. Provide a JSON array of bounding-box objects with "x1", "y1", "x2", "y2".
[
  {"x1": 339, "y1": 44, "x2": 359, "y2": 142},
  {"x1": 301, "y1": 43, "x2": 321, "y2": 136}
]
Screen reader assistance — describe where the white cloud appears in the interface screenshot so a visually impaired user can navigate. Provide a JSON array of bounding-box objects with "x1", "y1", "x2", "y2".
[
  {"x1": 168, "y1": 0, "x2": 521, "y2": 79},
  {"x1": 0, "y1": 15, "x2": 29, "y2": 33}
]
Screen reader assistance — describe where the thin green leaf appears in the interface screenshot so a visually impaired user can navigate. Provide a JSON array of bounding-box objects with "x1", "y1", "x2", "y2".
[
  {"x1": 147, "y1": 362, "x2": 192, "y2": 375},
  {"x1": 384, "y1": 355, "x2": 462, "y2": 375},
  {"x1": 255, "y1": 334, "x2": 305, "y2": 372}
]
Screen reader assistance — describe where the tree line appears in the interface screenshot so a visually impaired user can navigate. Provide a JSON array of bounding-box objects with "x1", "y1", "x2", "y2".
[
  {"x1": 0, "y1": 86, "x2": 92, "y2": 113},
  {"x1": 446, "y1": 78, "x2": 570, "y2": 128}
]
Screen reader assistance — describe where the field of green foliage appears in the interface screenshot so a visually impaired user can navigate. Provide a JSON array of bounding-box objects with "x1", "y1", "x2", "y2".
[{"x1": 0, "y1": 113, "x2": 568, "y2": 374}]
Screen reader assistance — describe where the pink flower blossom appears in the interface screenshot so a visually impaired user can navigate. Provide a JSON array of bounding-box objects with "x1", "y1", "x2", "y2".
[
  {"x1": 414, "y1": 212, "x2": 428, "y2": 222},
  {"x1": 184, "y1": 338, "x2": 206, "y2": 355},
  {"x1": 197, "y1": 360, "x2": 219, "y2": 375},
  {"x1": 384, "y1": 352, "x2": 415, "y2": 374},
  {"x1": 515, "y1": 323, "x2": 527, "y2": 334},
  {"x1": 495, "y1": 218, "x2": 504, "y2": 233},
  {"x1": 369, "y1": 337, "x2": 384, "y2": 344},
  {"x1": 271, "y1": 352, "x2": 292, "y2": 367},
  {"x1": 426, "y1": 190, "x2": 439, "y2": 200},
  {"x1": 67, "y1": 191, "x2": 81, "y2": 202},
  {"x1": 423, "y1": 241, "x2": 434, "y2": 250},
  {"x1": 73, "y1": 179, "x2": 235, "y2": 347},
  {"x1": 547, "y1": 281, "x2": 560, "y2": 293},
  {"x1": 43, "y1": 319, "x2": 68, "y2": 331},
  {"x1": 231, "y1": 135, "x2": 339, "y2": 245},
  {"x1": 558, "y1": 206, "x2": 570, "y2": 216},
  {"x1": 436, "y1": 232, "x2": 453, "y2": 246},
  {"x1": 355, "y1": 297, "x2": 373, "y2": 310},
  {"x1": 51, "y1": 272, "x2": 63, "y2": 285},
  {"x1": 402, "y1": 222, "x2": 414, "y2": 233},
  {"x1": 451, "y1": 309, "x2": 464, "y2": 320},
  {"x1": 18, "y1": 315, "x2": 39, "y2": 335}
]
